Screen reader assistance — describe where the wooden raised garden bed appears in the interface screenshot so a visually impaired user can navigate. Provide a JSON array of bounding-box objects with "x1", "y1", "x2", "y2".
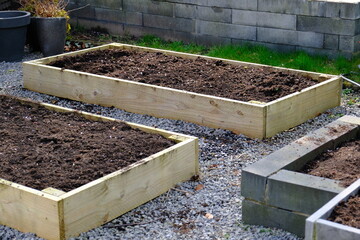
[
  {"x1": 0, "y1": 96, "x2": 198, "y2": 240},
  {"x1": 23, "y1": 43, "x2": 342, "y2": 139},
  {"x1": 241, "y1": 115, "x2": 360, "y2": 237}
]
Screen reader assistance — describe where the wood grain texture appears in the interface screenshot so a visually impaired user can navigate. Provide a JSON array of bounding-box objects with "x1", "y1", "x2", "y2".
[
  {"x1": 1, "y1": 99, "x2": 198, "y2": 239},
  {"x1": 265, "y1": 77, "x2": 342, "y2": 137},
  {"x1": 61, "y1": 138, "x2": 197, "y2": 238},
  {"x1": 23, "y1": 60, "x2": 266, "y2": 138},
  {"x1": 23, "y1": 43, "x2": 341, "y2": 138},
  {"x1": 0, "y1": 179, "x2": 63, "y2": 240}
]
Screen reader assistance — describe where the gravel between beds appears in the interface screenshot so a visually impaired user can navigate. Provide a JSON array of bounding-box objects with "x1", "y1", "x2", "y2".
[{"x1": 1, "y1": 52, "x2": 360, "y2": 240}]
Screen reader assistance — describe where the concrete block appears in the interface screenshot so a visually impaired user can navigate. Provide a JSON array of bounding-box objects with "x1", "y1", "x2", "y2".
[
  {"x1": 92, "y1": 8, "x2": 143, "y2": 26},
  {"x1": 325, "y1": 2, "x2": 341, "y2": 18},
  {"x1": 339, "y1": 35, "x2": 359, "y2": 52},
  {"x1": 73, "y1": 0, "x2": 123, "y2": 10},
  {"x1": 340, "y1": 3, "x2": 360, "y2": 20},
  {"x1": 144, "y1": 14, "x2": 194, "y2": 33},
  {"x1": 241, "y1": 168, "x2": 268, "y2": 202},
  {"x1": 232, "y1": 10, "x2": 296, "y2": 30},
  {"x1": 125, "y1": 12, "x2": 143, "y2": 26},
  {"x1": 241, "y1": 118, "x2": 360, "y2": 238},
  {"x1": 324, "y1": 34, "x2": 339, "y2": 50},
  {"x1": 231, "y1": 10, "x2": 257, "y2": 26},
  {"x1": 196, "y1": 6, "x2": 231, "y2": 23},
  {"x1": 166, "y1": 0, "x2": 207, "y2": 6},
  {"x1": 258, "y1": 0, "x2": 359, "y2": 18},
  {"x1": 242, "y1": 199, "x2": 308, "y2": 237},
  {"x1": 297, "y1": 16, "x2": 357, "y2": 35},
  {"x1": 67, "y1": 3, "x2": 95, "y2": 19},
  {"x1": 206, "y1": 0, "x2": 257, "y2": 11},
  {"x1": 242, "y1": 119, "x2": 359, "y2": 203},
  {"x1": 94, "y1": 8, "x2": 125, "y2": 23},
  {"x1": 123, "y1": 0, "x2": 173, "y2": 17},
  {"x1": 196, "y1": 20, "x2": 256, "y2": 40},
  {"x1": 305, "y1": 179, "x2": 360, "y2": 240},
  {"x1": 258, "y1": 28, "x2": 297, "y2": 45},
  {"x1": 267, "y1": 170, "x2": 343, "y2": 215},
  {"x1": 124, "y1": 25, "x2": 195, "y2": 43},
  {"x1": 174, "y1": 3, "x2": 197, "y2": 19},
  {"x1": 258, "y1": 0, "x2": 299, "y2": 14},
  {"x1": 258, "y1": 0, "x2": 325, "y2": 16},
  {"x1": 195, "y1": 34, "x2": 231, "y2": 46},
  {"x1": 76, "y1": 18, "x2": 124, "y2": 35},
  {"x1": 298, "y1": 31, "x2": 324, "y2": 48}
]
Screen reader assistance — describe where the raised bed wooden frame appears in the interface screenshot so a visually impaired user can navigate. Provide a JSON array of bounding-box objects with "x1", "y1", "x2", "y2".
[
  {"x1": 0, "y1": 97, "x2": 199, "y2": 240},
  {"x1": 23, "y1": 43, "x2": 342, "y2": 138}
]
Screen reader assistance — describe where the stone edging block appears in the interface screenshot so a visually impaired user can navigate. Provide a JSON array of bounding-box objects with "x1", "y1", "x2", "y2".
[{"x1": 241, "y1": 115, "x2": 360, "y2": 237}]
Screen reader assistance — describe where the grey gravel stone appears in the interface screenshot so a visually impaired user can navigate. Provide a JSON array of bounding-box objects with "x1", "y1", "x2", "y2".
[{"x1": 0, "y1": 52, "x2": 359, "y2": 240}]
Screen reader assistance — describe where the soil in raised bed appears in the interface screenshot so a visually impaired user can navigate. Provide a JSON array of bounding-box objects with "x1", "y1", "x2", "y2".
[
  {"x1": 0, "y1": 95, "x2": 175, "y2": 192},
  {"x1": 300, "y1": 138, "x2": 360, "y2": 187},
  {"x1": 328, "y1": 193, "x2": 360, "y2": 229},
  {"x1": 48, "y1": 49, "x2": 318, "y2": 103}
]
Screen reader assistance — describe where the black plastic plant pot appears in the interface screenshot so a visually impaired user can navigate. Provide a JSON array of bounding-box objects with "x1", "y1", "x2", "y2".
[
  {"x1": 31, "y1": 17, "x2": 66, "y2": 57},
  {"x1": 0, "y1": 11, "x2": 30, "y2": 62}
]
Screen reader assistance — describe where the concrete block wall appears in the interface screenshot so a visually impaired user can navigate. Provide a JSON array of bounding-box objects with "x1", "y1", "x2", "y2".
[{"x1": 68, "y1": 0, "x2": 360, "y2": 57}]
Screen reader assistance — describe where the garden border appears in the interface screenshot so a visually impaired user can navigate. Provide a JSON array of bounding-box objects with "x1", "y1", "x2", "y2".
[
  {"x1": 241, "y1": 115, "x2": 360, "y2": 237},
  {"x1": 23, "y1": 43, "x2": 342, "y2": 138},
  {"x1": 305, "y1": 178, "x2": 360, "y2": 240},
  {"x1": 0, "y1": 96, "x2": 199, "y2": 240}
]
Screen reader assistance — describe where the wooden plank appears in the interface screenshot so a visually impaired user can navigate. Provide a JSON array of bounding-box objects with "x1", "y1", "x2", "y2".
[
  {"x1": 0, "y1": 179, "x2": 63, "y2": 240},
  {"x1": 265, "y1": 77, "x2": 342, "y2": 137},
  {"x1": 23, "y1": 43, "x2": 342, "y2": 138},
  {"x1": 61, "y1": 138, "x2": 198, "y2": 238},
  {"x1": 23, "y1": 62, "x2": 266, "y2": 138},
  {"x1": 30, "y1": 44, "x2": 114, "y2": 65},
  {"x1": 42, "y1": 187, "x2": 66, "y2": 197},
  {"x1": 1, "y1": 97, "x2": 198, "y2": 239}
]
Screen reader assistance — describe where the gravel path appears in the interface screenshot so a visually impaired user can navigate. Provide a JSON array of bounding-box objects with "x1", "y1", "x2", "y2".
[{"x1": 1, "y1": 52, "x2": 359, "y2": 240}]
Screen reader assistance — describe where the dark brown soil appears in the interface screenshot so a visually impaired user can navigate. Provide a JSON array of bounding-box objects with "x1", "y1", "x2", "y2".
[
  {"x1": 0, "y1": 95, "x2": 175, "y2": 192},
  {"x1": 301, "y1": 138, "x2": 360, "y2": 187},
  {"x1": 328, "y1": 193, "x2": 360, "y2": 229},
  {"x1": 49, "y1": 49, "x2": 318, "y2": 103}
]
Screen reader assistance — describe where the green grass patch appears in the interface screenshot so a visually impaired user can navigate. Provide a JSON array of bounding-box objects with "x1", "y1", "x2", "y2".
[{"x1": 136, "y1": 35, "x2": 207, "y2": 54}]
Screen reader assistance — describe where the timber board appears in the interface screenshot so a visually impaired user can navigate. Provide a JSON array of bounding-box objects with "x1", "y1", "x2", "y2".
[
  {"x1": 23, "y1": 43, "x2": 342, "y2": 138},
  {"x1": 0, "y1": 96, "x2": 198, "y2": 240}
]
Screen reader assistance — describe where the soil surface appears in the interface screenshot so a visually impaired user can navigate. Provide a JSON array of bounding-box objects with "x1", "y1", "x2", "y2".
[
  {"x1": 0, "y1": 95, "x2": 175, "y2": 192},
  {"x1": 49, "y1": 49, "x2": 318, "y2": 103},
  {"x1": 328, "y1": 193, "x2": 360, "y2": 229},
  {"x1": 301, "y1": 138, "x2": 360, "y2": 187}
]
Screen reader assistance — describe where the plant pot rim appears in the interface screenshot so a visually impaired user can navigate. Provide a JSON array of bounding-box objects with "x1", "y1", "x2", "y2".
[
  {"x1": 0, "y1": 10, "x2": 30, "y2": 19},
  {"x1": 0, "y1": 10, "x2": 30, "y2": 29},
  {"x1": 31, "y1": 16, "x2": 66, "y2": 19}
]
